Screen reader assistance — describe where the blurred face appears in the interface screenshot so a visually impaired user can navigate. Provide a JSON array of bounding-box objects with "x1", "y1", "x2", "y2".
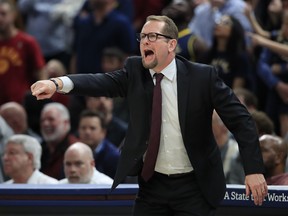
[
  {"x1": 260, "y1": 139, "x2": 278, "y2": 170},
  {"x1": 140, "y1": 20, "x2": 176, "y2": 72},
  {"x1": 282, "y1": 0, "x2": 288, "y2": 10},
  {"x1": 89, "y1": 0, "x2": 108, "y2": 10},
  {"x1": 3, "y1": 142, "x2": 32, "y2": 177},
  {"x1": 85, "y1": 97, "x2": 113, "y2": 116},
  {"x1": 78, "y1": 117, "x2": 106, "y2": 149},
  {"x1": 0, "y1": 3, "x2": 15, "y2": 34},
  {"x1": 211, "y1": 0, "x2": 226, "y2": 8},
  {"x1": 214, "y1": 15, "x2": 232, "y2": 38},
  {"x1": 102, "y1": 56, "x2": 123, "y2": 72},
  {"x1": 0, "y1": 106, "x2": 27, "y2": 134},
  {"x1": 40, "y1": 108, "x2": 69, "y2": 142},
  {"x1": 64, "y1": 148, "x2": 94, "y2": 183}
]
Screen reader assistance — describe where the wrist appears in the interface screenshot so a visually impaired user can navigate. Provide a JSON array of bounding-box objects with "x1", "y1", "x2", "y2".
[{"x1": 49, "y1": 78, "x2": 59, "y2": 91}]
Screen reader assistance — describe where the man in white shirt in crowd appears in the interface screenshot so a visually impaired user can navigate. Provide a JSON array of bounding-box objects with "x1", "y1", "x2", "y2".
[
  {"x1": 59, "y1": 142, "x2": 113, "y2": 184},
  {"x1": 3, "y1": 134, "x2": 58, "y2": 184}
]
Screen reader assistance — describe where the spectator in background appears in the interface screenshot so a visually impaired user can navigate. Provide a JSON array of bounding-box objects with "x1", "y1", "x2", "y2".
[
  {"x1": 40, "y1": 102, "x2": 78, "y2": 180},
  {"x1": 228, "y1": 110, "x2": 275, "y2": 184},
  {"x1": 257, "y1": 10, "x2": 288, "y2": 137},
  {"x1": 252, "y1": 110, "x2": 275, "y2": 137},
  {"x1": 0, "y1": 102, "x2": 42, "y2": 142},
  {"x1": 0, "y1": 116, "x2": 14, "y2": 182},
  {"x1": 233, "y1": 87, "x2": 258, "y2": 113},
  {"x1": 59, "y1": 142, "x2": 113, "y2": 184},
  {"x1": 3, "y1": 134, "x2": 58, "y2": 184},
  {"x1": 101, "y1": 47, "x2": 126, "y2": 73},
  {"x1": 259, "y1": 134, "x2": 288, "y2": 185},
  {"x1": 71, "y1": 0, "x2": 135, "y2": 74},
  {"x1": 0, "y1": 0, "x2": 46, "y2": 105},
  {"x1": 212, "y1": 110, "x2": 239, "y2": 183},
  {"x1": 69, "y1": 47, "x2": 129, "y2": 129},
  {"x1": 23, "y1": 59, "x2": 71, "y2": 136},
  {"x1": 18, "y1": 0, "x2": 85, "y2": 70},
  {"x1": 203, "y1": 14, "x2": 254, "y2": 90},
  {"x1": 249, "y1": 32, "x2": 288, "y2": 57},
  {"x1": 78, "y1": 110, "x2": 120, "y2": 179},
  {"x1": 133, "y1": 0, "x2": 168, "y2": 33},
  {"x1": 102, "y1": 47, "x2": 129, "y2": 123},
  {"x1": 189, "y1": 0, "x2": 252, "y2": 48},
  {"x1": 85, "y1": 96, "x2": 127, "y2": 147},
  {"x1": 162, "y1": 0, "x2": 208, "y2": 63},
  {"x1": 82, "y1": 0, "x2": 134, "y2": 22}
]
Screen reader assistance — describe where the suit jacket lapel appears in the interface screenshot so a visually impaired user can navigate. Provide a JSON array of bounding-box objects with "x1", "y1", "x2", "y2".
[{"x1": 176, "y1": 58, "x2": 189, "y2": 139}]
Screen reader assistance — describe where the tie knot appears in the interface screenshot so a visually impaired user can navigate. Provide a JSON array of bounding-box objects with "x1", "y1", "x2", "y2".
[{"x1": 154, "y1": 73, "x2": 164, "y2": 84}]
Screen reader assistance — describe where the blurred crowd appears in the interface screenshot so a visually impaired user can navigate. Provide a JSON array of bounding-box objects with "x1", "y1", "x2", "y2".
[{"x1": 1, "y1": 0, "x2": 288, "y2": 186}]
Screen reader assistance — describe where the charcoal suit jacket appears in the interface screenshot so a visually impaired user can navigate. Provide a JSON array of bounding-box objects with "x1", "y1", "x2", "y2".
[{"x1": 68, "y1": 55, "x2": 264, "y2": 208}]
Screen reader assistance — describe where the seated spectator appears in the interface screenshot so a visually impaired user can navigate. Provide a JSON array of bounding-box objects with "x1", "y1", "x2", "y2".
[
  {"x1": 59, "y1": 142, "x2": 113, "y2": 184},
  {"x1": 102, "y1": 47, "x2": 129, "y2": 123},
  {"x1": 78, "y1": 110, "x2": 120, "y2": 179},
  {"x1": 85, "y1": 96, "x2": 127, "y2": 148},
  {"x1": 228, "y1": 110, "x2": 275, "y2": 184},
  {"x1": 251, "y1": 110, "x2": 275, "y2": 136},
  {"x1": 0, "y1": 102, "x2": 42, "y2": 142},
  {"x1": 40, "y1": 102, "x2": 78, "y2": 180},
  {"x1": 2, "y1": 134, "x2": 58, "y2": 184},
  {"x1": 24, "y1": 59, "x2": 71, "y2": 136},
  {"x1": 259, "y1": 134, "x2": 288, "y2": 185},
  {"x1": 233, "y1": 88, "x2": 258, "y2": 113},
  {"x1": 212, "y1": 110, "x2": 239, "y2": 182}
]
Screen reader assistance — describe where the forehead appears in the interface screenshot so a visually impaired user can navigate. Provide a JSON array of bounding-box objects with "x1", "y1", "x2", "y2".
[
  {"x1": 5, "y1": 142, "x2": 23, "y2": 151},
  {"x1": 65, "y1": 149, "x2": 85, "y2": 161},
  {"x1": 41, "y1": 108, "x2": 59, "y2": 118},
  {"x1": 141, "y1": 20, "x2": 165, "y2": 33},
  {"x1": 80, "y1": 116, "x2": 101, "y2": 126},
  {"x1": 0, "y1": 3, "x2": 12, "y2": 12}
]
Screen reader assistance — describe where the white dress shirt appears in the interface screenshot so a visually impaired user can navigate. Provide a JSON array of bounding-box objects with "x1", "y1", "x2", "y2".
[
  {"x1": 59, "y1": 168, "x2": 113, "y2": 184},
  {"x1": 5, "y1": 170, "x2": 58, "y2": 184},
  {"x1": 149, "y1": 59, "x2": 193, "y2": 175},
  {"x1": 58, "y1": 58, "x2": 193, "y2": 175}
]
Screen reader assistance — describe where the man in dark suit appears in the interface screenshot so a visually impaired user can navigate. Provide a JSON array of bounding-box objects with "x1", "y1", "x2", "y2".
[{"x1": 31, "y1": 15, "x2": 267, "y2": 216}]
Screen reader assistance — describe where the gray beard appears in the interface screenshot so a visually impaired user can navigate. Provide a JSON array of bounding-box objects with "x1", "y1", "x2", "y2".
[{"x1": 142, "y1": 58, "x2": 158, "y2": 69}]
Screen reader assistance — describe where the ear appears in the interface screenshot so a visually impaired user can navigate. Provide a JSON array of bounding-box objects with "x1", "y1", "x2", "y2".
[
  {"x1": 168, "y1": 39, "x2": 178, "y2": 52},
  {"x1": 91, "y1": 159, "x2": 95, "y2": 167},
  {"x1": 27, "y1": 152, "x2": 34, "y2": 166}
]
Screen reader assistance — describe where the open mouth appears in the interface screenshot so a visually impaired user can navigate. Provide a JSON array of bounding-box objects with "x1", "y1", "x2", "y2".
[{"x1": 144, "y1": 49, "x2": 155, "y2": 60}]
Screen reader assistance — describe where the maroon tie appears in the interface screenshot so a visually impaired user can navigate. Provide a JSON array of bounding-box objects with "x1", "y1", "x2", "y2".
[{"x1": 141, "y1": 73, "x2": 164, "y2": 181}]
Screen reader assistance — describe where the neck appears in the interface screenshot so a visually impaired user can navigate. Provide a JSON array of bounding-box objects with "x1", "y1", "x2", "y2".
[
  {"x1": 0, "y1": 27, "x2": 17, "y2": 40},
  {"x1": 153, "y1": 54, "x2": 175, "y2": 73},
  {"x1": 12, "y1": 168, "x2": 34, "y2": 183},
  {"x1": 266, "y1": 165, "x2": 285, "y2": 178},
  {"x1": 217, "y1": 38, "x2": 227, "y2": 52},
  {"x1": 46, "y1": 135, "x2": 66, "y2": 153}
]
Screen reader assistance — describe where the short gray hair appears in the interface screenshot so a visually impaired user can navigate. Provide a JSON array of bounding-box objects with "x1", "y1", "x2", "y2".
[
  {"x1": 7, "y1": 134, "x2": 42, "y2": 169},
  {"x1": 42, "y1": 102, "x2": 71, "y2": 131}
]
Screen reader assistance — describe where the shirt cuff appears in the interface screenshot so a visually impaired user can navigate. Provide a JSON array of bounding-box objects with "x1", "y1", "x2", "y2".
[{"x1": 58, "y1": 76, "x2": 74, "y2": 93}]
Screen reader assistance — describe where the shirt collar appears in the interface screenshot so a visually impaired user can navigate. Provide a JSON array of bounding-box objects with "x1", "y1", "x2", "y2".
[{"x1": 149, "y1": 58, "x2": 176, "y2": 82}]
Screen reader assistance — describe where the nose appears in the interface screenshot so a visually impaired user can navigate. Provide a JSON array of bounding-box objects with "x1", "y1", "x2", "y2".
[{"x1": 2, "y1": 153, "x2": 9, "y2": 162}]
